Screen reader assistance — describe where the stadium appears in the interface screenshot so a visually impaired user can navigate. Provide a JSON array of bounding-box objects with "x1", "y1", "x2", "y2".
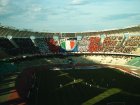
[
  {"x1": 0, "y1": 0, "x2": 140, "y2": 105},
  {"x1": 0, "y1": 25, "x2": 140, "y2": 105}
]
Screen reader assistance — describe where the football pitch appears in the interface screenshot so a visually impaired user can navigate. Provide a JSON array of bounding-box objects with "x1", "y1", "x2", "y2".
[{"x1": 16, "y1": 66, "x2": 140, "y2": 105}]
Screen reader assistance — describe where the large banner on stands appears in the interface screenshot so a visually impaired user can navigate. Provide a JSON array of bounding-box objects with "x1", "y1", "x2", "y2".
[{"x1": 60, "y1": 38, "x2": 78, "y2": 52}]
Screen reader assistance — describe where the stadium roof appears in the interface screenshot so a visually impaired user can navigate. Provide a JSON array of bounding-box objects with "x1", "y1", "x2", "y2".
[{"x1": 0, "y1": 25, "x2": 140, "y2": 37}]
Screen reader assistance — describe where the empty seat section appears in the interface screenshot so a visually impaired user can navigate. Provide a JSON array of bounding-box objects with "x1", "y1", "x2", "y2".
[
  {"x1": 12, "y1": 38, "x2": 39, "y2": 54},
  {"x1": 0, "y1": 50, "x2": 9, "y2": 59},
  {"x1": 0, "y1": 38, "x2": 15, "y2": 49},
  {"x1": 0, "y1": 38, "x2": 17, "y2": 55}
]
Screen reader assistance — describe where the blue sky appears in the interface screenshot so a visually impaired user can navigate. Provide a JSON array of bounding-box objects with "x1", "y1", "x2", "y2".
[{"x1": 0, "y1": 0, "x2": 140, "y2": 32}]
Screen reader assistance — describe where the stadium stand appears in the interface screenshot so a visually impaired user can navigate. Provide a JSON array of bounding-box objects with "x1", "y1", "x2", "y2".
[
  {"x1": 12, "y1": 38, "x2": 39, "y2": 55},
  {"x1": 103, "y1": 36, "x2": 124, "y2": 53},
  {"x1": 0, "y1": 49, "x2": 9, "y2": 59},
  {"x1": 127, "y1": 57, "x2": 140, "y2": 67},
  {"x1": 0, "y1": 62, "x2": 18, "y2": 80},
  {"x1": 78, "y1": 36, "x2": 89, "y2": 52},
  {"x1": 46, "y1": 38, "x2": 60, "y2": 53},
  {"x1": 34, "y1": 38, "x2": 50, "y2": 54},
  {"x1": 88, "y1": 36, "x2": 102, "y2": 52},
  {"x1": 1, "y1": 25, "x2": 140, "y2": 55},
  {"x1": 0, "y1": 25, "x2": 140, "y2": 105}
]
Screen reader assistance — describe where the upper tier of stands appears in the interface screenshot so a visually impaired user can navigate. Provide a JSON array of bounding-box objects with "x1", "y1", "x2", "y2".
[{"x1": 0, "y1": 25, "x2": 140, "y2": 58}]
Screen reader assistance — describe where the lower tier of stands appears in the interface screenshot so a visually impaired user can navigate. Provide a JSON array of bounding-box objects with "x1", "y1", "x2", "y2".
[{"x1": 127, "y1": 57, "x2": 140, "y2": 67}]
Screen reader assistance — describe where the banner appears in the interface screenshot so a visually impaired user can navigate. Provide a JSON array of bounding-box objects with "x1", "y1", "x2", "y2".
[{"x1": 60, "y1": 39, "x2": 77, "y2": 52}]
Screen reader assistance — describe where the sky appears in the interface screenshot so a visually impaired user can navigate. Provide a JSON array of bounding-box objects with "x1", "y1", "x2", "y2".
[{"x1": 0, "y1": 0, "x2": 140, "y2": 32}]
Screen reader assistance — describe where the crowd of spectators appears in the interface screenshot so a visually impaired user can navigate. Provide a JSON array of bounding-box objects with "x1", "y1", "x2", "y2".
[
  {"x1": 78, "y1": 37, "x2": 89, "y2": 52},
  {"x1": 102, "y1": 36, "x2": 123, "y2": 53},
  {"x1": 81, "y1": 35, "x2": 139, "y2": 54},
  {"x1": 34, "y1": 38, "x2": 50, "y2": 54},
  {"x1": 88, "y1": 37, "x2": 102, "y2": 52},
  {"x1": 0, "y1": 35, "x2": 140, "y2": 55},
  {"x1": 124, "y1": 36, "x2": 140, "y2": 46},
  {"x1": 46, "y1": 38, "x2": 60, "y2": 53}
]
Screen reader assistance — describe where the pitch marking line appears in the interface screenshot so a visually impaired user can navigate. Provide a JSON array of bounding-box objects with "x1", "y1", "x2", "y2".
[{"x1": 82, "y1": 88, "x2": 121, "y2": 105}]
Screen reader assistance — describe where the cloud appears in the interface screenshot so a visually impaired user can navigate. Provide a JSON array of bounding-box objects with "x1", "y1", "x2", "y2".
[
  {"x1": 104, "y1": 13, "x2": 140, "y2": 20},
  {"x1": 70, "y1": 0, "x2": 88, "y2": 5},
  {"x1": 27, "y1": 4, "x2": 43, "y2": 12},
  {"x1": 0, "y1": 0, "x2": 10, "y2": 6},
  {"x1": 0, "y1": 0, "x2": 10, "y2": 14}
]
